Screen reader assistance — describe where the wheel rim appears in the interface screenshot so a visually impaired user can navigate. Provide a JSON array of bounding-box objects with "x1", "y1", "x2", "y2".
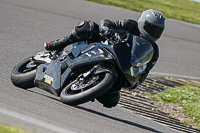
[
  {"x1": 65, "y1": 75, "x2": 101, "y2": 95},
  {"x1": 16, "y1": 60, "x2": 37, "y2": 74}
]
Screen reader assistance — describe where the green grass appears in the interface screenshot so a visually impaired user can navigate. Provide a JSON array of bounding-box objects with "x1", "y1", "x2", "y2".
[
  {"x1": 87, "y1": 0, "x2": 200, "y2": 25},
  {"x1": 147, "y1": 85, "x2": 200, "y2": 129},
  {"x1": 0, "y1": 124, "x2": 28, "y2": 133}
]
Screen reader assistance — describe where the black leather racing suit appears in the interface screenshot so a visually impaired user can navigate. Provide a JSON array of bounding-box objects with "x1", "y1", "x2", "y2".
[
  {"x1": 99, "y1": 19, "x2": 159, "y2": 84},
  {"x1": 97, "y1": 19, "x2": 159, "y2": 108},
  {"x1": 45, "y1": 19, "x2": 159, "y2": 108},
  {"x1": 46, "y1": 19, "x2": 159, "y2": 83}
]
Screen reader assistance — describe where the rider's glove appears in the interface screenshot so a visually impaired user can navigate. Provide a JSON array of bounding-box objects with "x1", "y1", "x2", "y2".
[{"x1": 100, "y1": 27, "x2": 115, "y2": 39}]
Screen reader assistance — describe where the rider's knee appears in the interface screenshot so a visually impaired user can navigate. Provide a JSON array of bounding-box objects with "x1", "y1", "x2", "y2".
[
  {"x1": 74, "y1": 20, "x2": 99, "y2": 40},
  {"x1": 96, "y1": 91, "x2": 120, "y2": 108}
]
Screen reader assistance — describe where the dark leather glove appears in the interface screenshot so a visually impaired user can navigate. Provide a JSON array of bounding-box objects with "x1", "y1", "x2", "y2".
[{"x1": 100, "y1": 27, "x2": 115, "y2": 39}]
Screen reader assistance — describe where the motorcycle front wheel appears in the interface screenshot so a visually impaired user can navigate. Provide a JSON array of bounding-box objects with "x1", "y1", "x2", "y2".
[
  {"x1": 11, "y1": 57, "x2": 38, "y2": 89},
  {"x1": 60, "y1": 72, "x2": 114, "y2": 106}
]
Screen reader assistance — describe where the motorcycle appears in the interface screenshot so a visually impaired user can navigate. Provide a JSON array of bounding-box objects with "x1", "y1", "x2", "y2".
[{"x1": 11, "y1": 34, "x2": 153, "y2": 106}]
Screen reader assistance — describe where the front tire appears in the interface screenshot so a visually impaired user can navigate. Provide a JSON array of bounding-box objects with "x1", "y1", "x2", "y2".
[
  {"x1": 11, "y1": 57, "x2": 38, "y2": 89},
  {"x1": 60, "y1": 72, "x2": 114, "y2": 106}
]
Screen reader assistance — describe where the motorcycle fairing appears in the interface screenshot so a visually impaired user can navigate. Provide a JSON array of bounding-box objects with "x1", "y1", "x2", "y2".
[
  {"x1": 66, "y1": 43, "x2": 114, "y2": 69},
  {"x1": 34, "y1": 61, "x2": 62, "y2": 96},
  {"x1": 113, "y1": 34, "x2": 153, "y2": 87},
  {"x1": 34, "y1": 43, "x2": 115, "y2": 96},
  {"x1": 130, "y1": 36, "x2": 154, "y2": 68},
  {"x1": 34, "y1": 34, "x2": 153, "y2": 96}
]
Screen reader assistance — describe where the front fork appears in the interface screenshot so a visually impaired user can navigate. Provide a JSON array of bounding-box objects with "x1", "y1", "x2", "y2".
[{"x1": 80, "y1": 65, "x2": 114, "y2": 82}]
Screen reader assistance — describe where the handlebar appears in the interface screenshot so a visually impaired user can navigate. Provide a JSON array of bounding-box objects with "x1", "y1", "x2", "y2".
[
  {"x1": 48, "y1": 49, "x2": 65, "y2": 60},
  {"x1": 105, "y1": 34, "x2": 125, "y2": 45}
]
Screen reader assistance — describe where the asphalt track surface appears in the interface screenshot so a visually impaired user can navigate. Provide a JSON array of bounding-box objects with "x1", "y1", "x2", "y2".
[{"x1": 0, "y1": 0, "x2": 199, "y2": 133}]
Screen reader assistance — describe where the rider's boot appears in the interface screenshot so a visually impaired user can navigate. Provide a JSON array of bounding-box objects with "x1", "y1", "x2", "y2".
[{"x1": 44, "y1": 30, "x2": 80, "y2": 51}]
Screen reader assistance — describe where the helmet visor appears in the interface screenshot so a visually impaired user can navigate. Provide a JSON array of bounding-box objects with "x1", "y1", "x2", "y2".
[{"x1": 144, "y1": 20, "x2": 164, "y2": 39}]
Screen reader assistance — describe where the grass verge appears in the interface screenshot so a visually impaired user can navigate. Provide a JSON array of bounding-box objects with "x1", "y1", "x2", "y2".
[
  {"x1": 0, "y1": 124, "x2": 28, "y2": 133},
  {"x1": 87, "y1": 0, "x2": 200, "y2": 25},
  {"x1": 146, "y1": 85, "x2": 200, "y2": 129}
]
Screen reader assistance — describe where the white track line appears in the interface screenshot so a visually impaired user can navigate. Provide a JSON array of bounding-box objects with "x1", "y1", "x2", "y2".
[{"x1": 0, "y1": 107, "x2": 76, "y2": 133}]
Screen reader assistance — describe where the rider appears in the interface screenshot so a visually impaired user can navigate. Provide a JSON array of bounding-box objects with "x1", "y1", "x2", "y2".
[{"x1": 44, "y1": 9, "x2": 165, "y2": 108}]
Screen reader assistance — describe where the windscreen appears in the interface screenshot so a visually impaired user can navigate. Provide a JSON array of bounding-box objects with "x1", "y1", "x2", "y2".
[{"x1": 130, "y1": 36, "x2": 154, "y2": 68}]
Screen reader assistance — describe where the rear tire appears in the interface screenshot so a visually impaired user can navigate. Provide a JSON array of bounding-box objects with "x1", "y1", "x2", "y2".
[
  {"x1": 60, "y1": 72, "x2": 114, "y2": 106},
  {"x1": 11, "y1": 57, "x2": 38, "y2": 89}
]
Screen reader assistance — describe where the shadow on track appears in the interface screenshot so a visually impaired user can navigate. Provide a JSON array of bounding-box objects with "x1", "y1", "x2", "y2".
[
  {"x1": 74, "y1": 105, "x2": 163, "y2": 133},
  {"x1": 28, "y1": 89, "x2": 163, "y2": 133}
]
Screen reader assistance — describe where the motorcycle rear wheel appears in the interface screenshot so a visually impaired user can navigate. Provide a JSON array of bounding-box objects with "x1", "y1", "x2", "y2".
[
  {"x1": 60, "y1": 72, "x2": 114, "y2": 106},
  {"x1": 11, "y1": 57, "x2": 38, "y2": 89}
]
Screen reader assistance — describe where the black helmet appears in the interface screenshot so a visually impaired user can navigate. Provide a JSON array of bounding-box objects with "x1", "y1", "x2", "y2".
[{"x1": 138, "y1": 9, "x2": 165, "y2": 42}]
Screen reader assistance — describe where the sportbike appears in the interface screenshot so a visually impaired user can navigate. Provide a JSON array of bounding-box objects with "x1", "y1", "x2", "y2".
[{"x1": 11, "y1": 34, "x2": 153, "y2": 106}]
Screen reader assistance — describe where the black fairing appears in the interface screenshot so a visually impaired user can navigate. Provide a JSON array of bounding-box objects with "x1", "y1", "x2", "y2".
[
  {"x1": 68, "y1": 42, "x2": 113, "y2": 69},
  {"x1": 34, "y1": 62, "x2": 62, "y2": 96},
  {"x1": 113, "y1": 34, "x2": 133, "y2": 74},
  {"x1": 34, "y1": 34, "x2": 153, "y2": 96},
  {"x1": 113, "y1": 34, "x2": 153, "y2": 87},
  {"x1": 34, "y1": 42, "x2": 114, "y2": 96}
]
